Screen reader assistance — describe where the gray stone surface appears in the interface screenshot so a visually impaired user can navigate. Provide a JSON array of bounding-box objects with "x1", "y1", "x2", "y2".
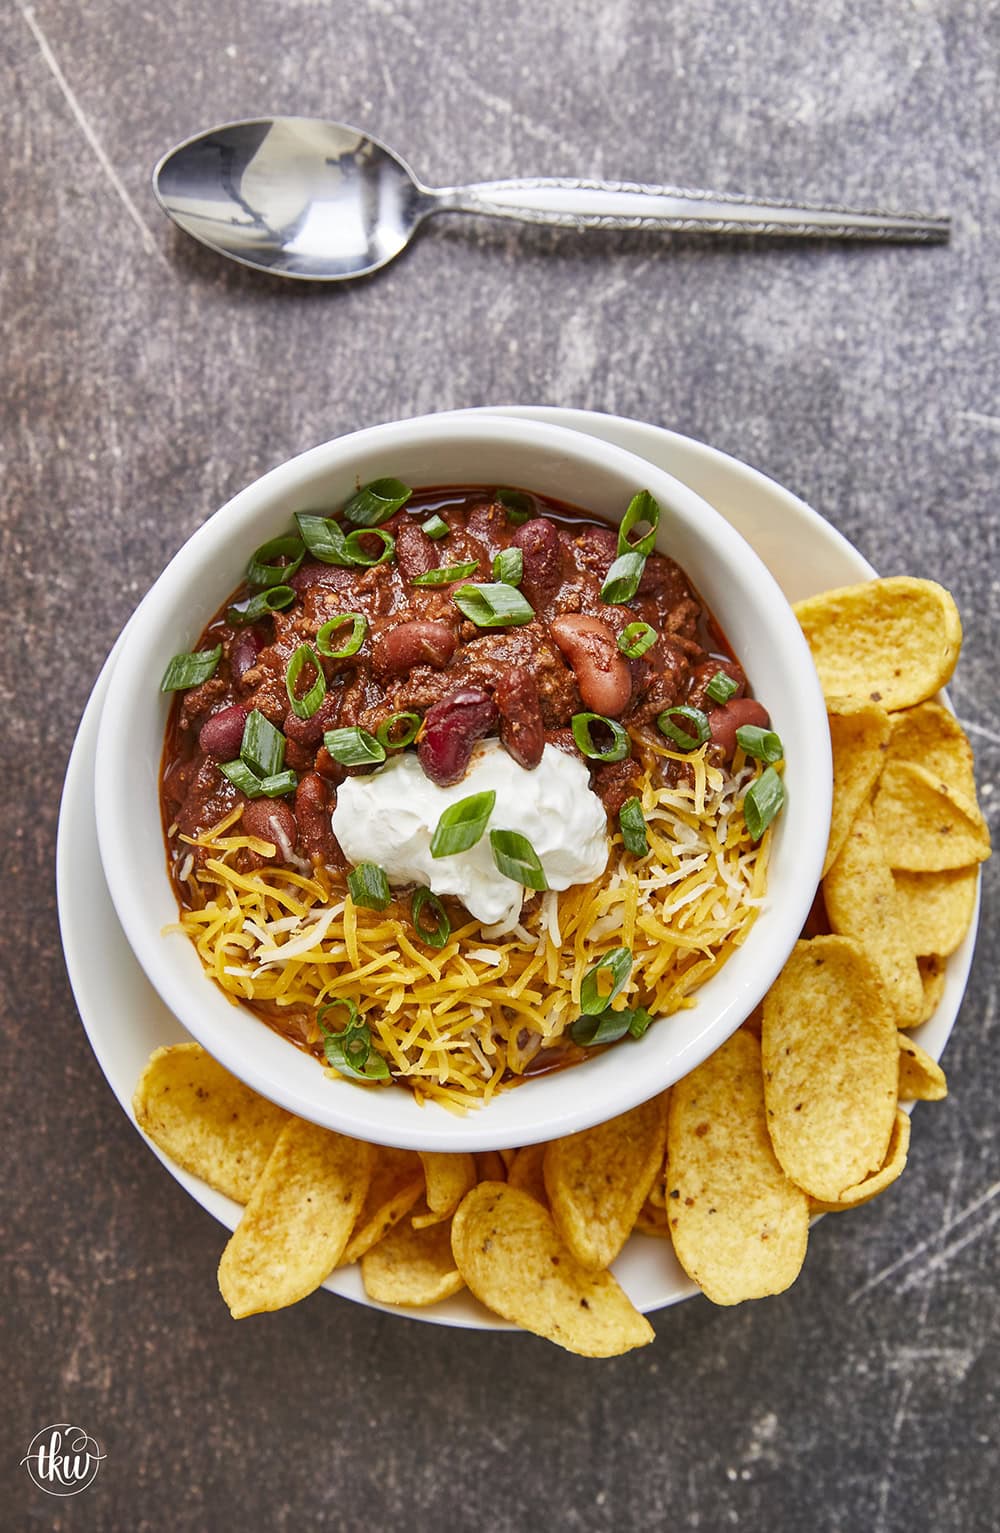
[{"x1": 3, "y1": 0, "x2": 998, "y2": 1528}]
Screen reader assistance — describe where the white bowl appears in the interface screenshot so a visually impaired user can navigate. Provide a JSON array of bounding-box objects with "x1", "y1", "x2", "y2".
[{"x1": 94, "y1": 413, "x2": 831, "y2": 1151}]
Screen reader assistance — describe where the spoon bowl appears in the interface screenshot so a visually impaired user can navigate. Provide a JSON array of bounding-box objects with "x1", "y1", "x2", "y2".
[
  {"x1": 154, "y1": 116, "x2": 950, "y2": 282},
  {"x1": 154, "y1": 118, "x2": 430, "y2": 279}
]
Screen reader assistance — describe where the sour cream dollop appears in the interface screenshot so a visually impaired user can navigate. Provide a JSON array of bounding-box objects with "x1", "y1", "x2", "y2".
[{"x1": 331, "y1": 740, "x2": 609, "y2": 932}]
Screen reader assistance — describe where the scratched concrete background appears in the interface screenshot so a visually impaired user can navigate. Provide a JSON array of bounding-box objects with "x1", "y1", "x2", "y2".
[{"x1": 3, "y1": 0, "x2": 998, "y2": 1528}]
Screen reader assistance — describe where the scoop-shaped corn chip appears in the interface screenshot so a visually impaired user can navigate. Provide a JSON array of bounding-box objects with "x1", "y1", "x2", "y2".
[
  {"x1": 898, "y1": 1036, "x2": 948, "y2": 1101},
  {"x1": 451, "y1": 1183, "x2": 653, "y2": 1356},
  {"x1": 667, "y1": 1030, "x2": 809, "y2": 1305},
  {"x1": 794, "y1": 577, "x2": 961, "y2": 711},
  {"x1": 133, "y1": 1043, "x2": 289, "y2": 1203},
  {"x1": 823, "y1": 803, "x2": 923, "y2": 1025},
  {"x1": 634, "y1": 1199, "x2": 671, "y2": 1239},
  {"x1": 823, "y1": 698, "x2": 891, "y2": 876},
  {"x1": 417, "y1": 1151, "x2": 477, "y2": 1218},
  {"x1": 506, "y1": 1143, "x2": 549, "y2": 1206},
  {"x1": 762, "y1": 937, "x2": 898, "y2": 1201},
  {"x1": 808, "y1": 1109, "x2": 911, "y2": 1211},
  {"x1": 218, "y1": 1120, "x2": 372, "y2": 1317},
  {"x1": 917, "y1": 955, "x2": 947, "y2": 1024},
  {"x1": 474, "y1": 1150, "x2": 507, "y2": 1184},
  {"x1": 873, "y1": 760, "x2": 990, "y2": 871},
  {"x1": 544, "y1": 1094, "x2": 669, "y2": 1271},
  {"x1": 886, "y1": 701, "x2": 977, "y2": 804},
  {"x1": 340, "y1": 1147, "x2": 423, "y2": 1264},
  {"x1": 361, "y1": 1202, "x2": 465, "y2": 1307},
  {"x1": 891, "y1": 866, "x2": 979, "y2": 958}
]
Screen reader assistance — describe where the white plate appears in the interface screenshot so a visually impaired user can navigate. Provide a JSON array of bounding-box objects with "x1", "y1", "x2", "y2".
[{"x1": 56, "y1": 408, "x2": 979, "y2": 1330}]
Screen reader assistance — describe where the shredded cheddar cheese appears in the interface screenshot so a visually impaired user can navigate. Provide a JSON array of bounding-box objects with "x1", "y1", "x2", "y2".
[{"x1": 169, "y1": 746, "x2": 772, "y2": 1109}]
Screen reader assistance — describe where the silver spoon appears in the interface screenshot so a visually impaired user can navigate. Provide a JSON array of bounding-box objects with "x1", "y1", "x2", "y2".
[{"x1": 153, "y1": 116, "x2": 950, "y2": 282}]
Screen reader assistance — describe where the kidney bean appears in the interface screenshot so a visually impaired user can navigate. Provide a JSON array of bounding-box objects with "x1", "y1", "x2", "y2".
[
  {"x1": 707, "y1": 697, "x2": 771, "y2": 761},
  {"x1": 512, "y1": 518, "x2": 562, "y2": 606},
  {"x1": 284, "y1": 689, "x2": 340, "y2": 749},
  {"x1": 495, "y1": 667, "x2": 545, "y2": 770},
  {"x1": 549, "y1": 615, "x2": 632, "y2": 717},
  {"x1": 294, "y1": 772, "x2": 347, "y2": 869},
  {"x1": 241, "y1": 798, "x2": 298, "y2": 862},
  {"x1": 375, "y1": 620, "x2": 456, "y2": 677},
  {"x1": 289, "y1": 560, "x2": 355, "y2": 595},
  {"x1": 417, "y1": 687, "x2": 498, "y2": 786},
  {"x1": 199, "y1": 703, "x2": 249, "y2": 759},
  {"x1": 230, "y1": 629, "x2": 264, "y2": 685},
  {"x1": 394, "y1": 521, "x2": 438, "y2": 582}
]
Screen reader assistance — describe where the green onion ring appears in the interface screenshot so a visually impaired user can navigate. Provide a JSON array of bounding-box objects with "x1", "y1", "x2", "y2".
[
  {"x1": 656, "y1": 706, "x2": 711, "y2": 752},
  {"x1": 375, "y1": 712, "x2": 421, "y2": 750},
  {"x1": 316, "y1": 613, "x2": 367, "y2": 658},
  {"x1": 246, "y1": 534, "x2": 305, "y2": 590},
  {"x1": 617, "y1": 490, "x2": 660, "y2": 558},
  {"x1": 617, "y1": 621, "x2": 657, "y2": 659},
  {"x1": 571, "y1": 712, "x2": 631, "y2": 763},
  {"x1": 343, "y1": 528, "x2": 395, "y2": 567},
  {"x1": 411, "y1": 887, "x2": 451, "y2": 949}
]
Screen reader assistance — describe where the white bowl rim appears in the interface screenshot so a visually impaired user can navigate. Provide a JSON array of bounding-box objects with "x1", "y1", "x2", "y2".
[{"x1": 94, "y1": 411, "x2": 832, "y2": 1150}]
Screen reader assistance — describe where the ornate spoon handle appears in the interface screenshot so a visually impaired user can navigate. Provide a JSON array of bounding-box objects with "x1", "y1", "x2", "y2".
[{"x1": 429, "y1": 177, "x2": 949, "y2": 242}]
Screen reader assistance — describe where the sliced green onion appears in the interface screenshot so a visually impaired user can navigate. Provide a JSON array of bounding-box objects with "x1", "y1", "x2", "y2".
[
  {"x1": 255, "y1": 769, "x2": 299, "y2": 797},
  {"x1": 497, "y1": 487, "x2": 535, "y2": 525},
  {"x1": 617, "y1": 490, "x2": 660, "y2": 558},
  {"x1": 347, "y1": 861, "x2": 392, "y2": 910},
  {"x1": 743, "y1": 766, "x2": 786, "y2": 841},
  {"x1": 376, "y1": 711, "x2": 421, "y2": 750},
  {"x1": 600, "y1": 551, "x2": 646, "y2": 605},
  {"x1": 342, "y1": 478, "x2": 411, "y2": 527},
  {"x1": 218, "y1": 758, "x2": 262, "y2": 795},
  {"x1": 160, "y1": 644, "x2": 222, "y2": 692},
  {"x1": 618, "y1": 621, "x2": 657, "y2": 659},
  {"x1": 735, "y1": 724, "x2": 783, "y2": 763},
  {"x1": 619, "y1": 796, "x2": 649, "y2": 857},
  {"x1": 227, "y1": 586, "x2": 295, "y2": 625},
  {"x1": 489, "y1": 829, "x2": 548, "y2": 891},
  {"x1": 579, "y1": 947, "x2": 632, "y2": 1016},
  {"x1": 219, "y1": 760, "x2": 298, "y2": 798},
  {"x1": 492, "y1": 548, "x2": 523, "y2": 586},
  {"x1": 627, "y1": 1007, "x2": 652, "y2": 1039},
  {"x1": 294, "y1": 512, "x2": 354, "y2": 566},
  {"x1": 453, "y1": 582, "x2": 536, "y2": 628},
  {"x1": 240, "y1": 708, "x2": 286, "y2": 778},
  {"x1": 411, "y1": 887, "x2": 451, "y2": 949},
  {"x1": 246, "y1": 534, "x2": 305, "y2": 589},
  {"x1": 322, "y1": 727, "x2": 386, "y2": 768},
  {"x1": 571, "y1": 712, "x2": 632, "y2": 763},
  {"x1": 411, "y1": 560, "x2": 479, "y2": 587},
  {"x1": 656, "y1": 705, "x2": 711, "y2": 751},
  {"x1": 316, "y1": 997, "x2": 360, "y2": 1030},
  {"x1": 316, "y1": 613, "x2": 367, "y2": 658},
  {"x1": 705, "y1": 669, "x2": 739, "y2": 704},
  {"x1": 285, "y1": 644, "x2": 326, "y2": 720},
  {"x1": 570, "y1": 1009, "x2": 633, "y2": 1046},
  {"x1": 421, "y1": 514, "x2": 449, "y2": 540},
  {"x1": 317, "y1": 1008, "x2": 389, "y2": 1082},
  {"x1": 571, "y1": 1004, "x2": 651, "y2": 1046},
  {"x1": 430, "y1": 790, "x2": 497, "y2": 859},
  {"x1": 343, "y1": 528, "x2": 395, "y2": 567}
]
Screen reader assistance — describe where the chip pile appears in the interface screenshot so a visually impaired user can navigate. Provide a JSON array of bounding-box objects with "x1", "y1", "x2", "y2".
[{"x1": 133, "y1": 578, "x2": 989, "y2": 1356}]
